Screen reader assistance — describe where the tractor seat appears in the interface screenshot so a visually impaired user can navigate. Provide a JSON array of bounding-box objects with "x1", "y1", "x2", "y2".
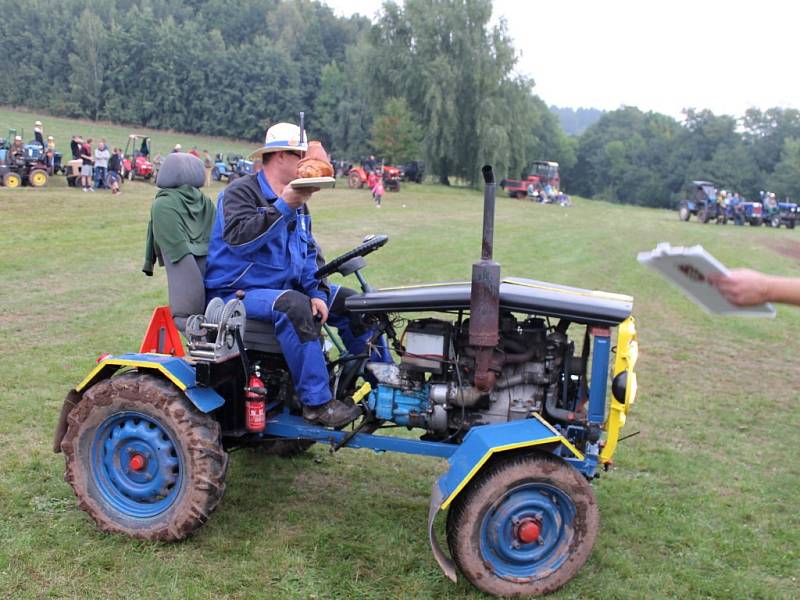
[
  {"x1": 152, "y1": 153, "x2": 281, "y2": 354},
  {"x1": 163, "y1": 254, "x2": 281, "y2": 354}
]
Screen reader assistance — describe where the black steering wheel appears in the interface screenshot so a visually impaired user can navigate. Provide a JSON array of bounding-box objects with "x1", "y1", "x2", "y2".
[{"x1": 315, "y1": 234, "x2": 389, "y2": 279}]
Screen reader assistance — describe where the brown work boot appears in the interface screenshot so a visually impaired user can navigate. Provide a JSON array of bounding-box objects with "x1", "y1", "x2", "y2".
[{"x1": 303, "y1": 398, "x2": 362, "y2": 428}]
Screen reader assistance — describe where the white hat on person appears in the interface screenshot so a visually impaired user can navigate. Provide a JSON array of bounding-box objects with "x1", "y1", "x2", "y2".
[
  {"x1": 34, "y1": 120, "x2": 42, "y2": 127},
  {"x1": 249, "y1": 122, "x2": 308, "y2": 160}
]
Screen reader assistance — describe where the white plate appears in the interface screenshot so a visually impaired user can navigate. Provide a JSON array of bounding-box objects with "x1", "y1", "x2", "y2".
[{"x1": 290, "y1": 176, "x2": 336, "y2": 189}]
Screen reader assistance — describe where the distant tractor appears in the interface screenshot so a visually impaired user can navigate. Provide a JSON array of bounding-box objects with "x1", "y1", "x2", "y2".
[
  {"x1": 0, "y1": 131, "x2": 50, "y2": 188},
  {"x1": 764, "y1": 200, "x2": 798, "y2": 229},
  {"x1": 400, "y1": 160, "x2": 425, "y2": 183},
  {"x1": 500, "y1": 161, "x2": 560, "y2": 199},
  {"x1": 211, "y1": 154, "x2": 254, "y2": 183},
  {"x1": 348, "y1": 162, "x2": 401, "y2": 192},
  {"x1": 740, "y1": 202, "x2": 764, "y2": 226},
  {"x1": 678, "y1": 181, "x2": 724, "y2": 223},
  {"x1": 122, "y1": 135, "x2": 155, "y2": 181}
]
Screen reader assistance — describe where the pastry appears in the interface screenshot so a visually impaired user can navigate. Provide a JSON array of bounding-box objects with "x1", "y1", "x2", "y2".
[{"x1": 296, "y1": 141, "x2": 333, "y2": 178}]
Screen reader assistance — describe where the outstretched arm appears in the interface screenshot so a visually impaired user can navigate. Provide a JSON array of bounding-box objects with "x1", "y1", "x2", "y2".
[{"x1": 709, "y1": 269, "x2": 800, "y2": 307}]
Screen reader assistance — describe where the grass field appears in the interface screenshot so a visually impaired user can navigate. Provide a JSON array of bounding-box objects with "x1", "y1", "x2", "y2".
[
  {"x1": 1, "y1": 156, "x2": 799, "y2": 598},
  {"x1": 0, "y1": 105, "x2": 254, "y2": 159}
]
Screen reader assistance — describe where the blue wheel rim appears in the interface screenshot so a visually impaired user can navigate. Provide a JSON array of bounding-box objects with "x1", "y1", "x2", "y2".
[
  {"x1": 479, "y1": 483, "x2": 576, "y2": 580},
  {"x1": 91, "y1": 411, "x2": 183, "y2": 518}
]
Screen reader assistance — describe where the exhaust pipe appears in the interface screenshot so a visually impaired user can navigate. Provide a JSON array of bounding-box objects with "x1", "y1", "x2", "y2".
[{"x1": 468, "y1": 165, "x2": 501, "y2": 391}]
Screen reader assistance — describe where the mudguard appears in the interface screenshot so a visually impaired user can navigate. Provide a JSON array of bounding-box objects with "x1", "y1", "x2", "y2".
[
  {"x1": 53, "y1": 353, "x2": 225, "y2": 453},
  {"x1": 426, "y1": 416, "x2": 586, "y2": 582}
]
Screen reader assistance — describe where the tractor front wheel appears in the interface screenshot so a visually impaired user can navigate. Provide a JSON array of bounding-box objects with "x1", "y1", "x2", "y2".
[
  {"x1": 446, "y1": 452, "x2": 599, "y2": 597},
  {"x1": 61, "y1": 373, "x2": 228, "y2": 541},
  {"x1": 3, "y1": 172, "x2": 22, "y2": 188},
  {"x1": 29, "y1": 169, "x2": 49, "y2": 188},
  {"x1": 678, "y1": 205, "x2": 691, "y2": 221}
]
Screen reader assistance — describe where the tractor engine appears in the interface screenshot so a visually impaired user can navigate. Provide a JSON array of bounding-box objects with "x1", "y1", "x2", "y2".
[{"x1": 366, "y1": 315, "x2": 586, "y2": 444}]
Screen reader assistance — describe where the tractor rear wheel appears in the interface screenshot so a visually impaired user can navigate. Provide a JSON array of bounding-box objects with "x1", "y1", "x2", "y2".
[
  {"x1": 29, "y1": 169, "x2": 48, "y2": 188},
  {"x1": 446, "y1": 452, "x2": 599, "y2": 597},
  {"x1": 61, "y1": 372, "x2": 228, "y2": 542},
  {"x1": 3, "y1": 172, "x2": 22, "y2": 188}
]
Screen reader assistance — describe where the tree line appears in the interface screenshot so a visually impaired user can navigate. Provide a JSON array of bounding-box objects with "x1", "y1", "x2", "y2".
[
  {"x1": 2, "y1": 0, "x2": 572, "y2": 186},
  {"x1": 4, "y1": 0, "x2": 797, "y2": 201},
  {"x1": 566, "y1": 106, "x2": 800, "y2": 208}
]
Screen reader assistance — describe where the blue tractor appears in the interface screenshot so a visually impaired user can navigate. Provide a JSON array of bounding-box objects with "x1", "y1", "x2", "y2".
[
  {"x1": 54, "y1": 166, "x2": 639, "y2": 597},
  {"x1": 678, "y1": 180, "x2": 721, "y2": 223},
  {"x1": 211, "y1": 153, "x2": 254, "y2": 183},
  {"x1": 763, "y1": 197, "x2": 798, "y2": 229}
]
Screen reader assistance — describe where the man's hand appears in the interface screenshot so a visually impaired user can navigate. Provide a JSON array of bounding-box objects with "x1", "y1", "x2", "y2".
[
  {"x1": 282, "y1": 184, "x2": 319, "y2": 209},
  {"x1": 709, "y1": 269, "x2": 772, "y2": 306},
  {"x1": 310, "y1": 297, "x2": 329, "y2": 325}
]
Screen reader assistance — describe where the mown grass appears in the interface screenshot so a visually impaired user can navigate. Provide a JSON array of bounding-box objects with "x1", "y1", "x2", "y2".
[{"x1": 0, "y1": 171, "x2": 798, "y2": 599}]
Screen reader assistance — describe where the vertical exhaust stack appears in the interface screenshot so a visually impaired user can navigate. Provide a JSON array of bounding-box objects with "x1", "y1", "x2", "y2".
[{"x1": 469, "y1": 165, "x2": 501, "y2": 392}]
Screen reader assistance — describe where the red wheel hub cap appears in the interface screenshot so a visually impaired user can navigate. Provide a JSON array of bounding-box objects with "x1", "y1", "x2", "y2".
[
  {"x1": 129, "y1": 453, "x2": 147, "y2": 471},
  {"x1": 517, "y1": 518, "x2": 541, "y2": 544}
]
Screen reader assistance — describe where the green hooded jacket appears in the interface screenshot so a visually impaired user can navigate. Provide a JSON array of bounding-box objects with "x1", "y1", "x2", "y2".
[{"x1": 143, "y1": 185, "x2": 215, "y2": 276}]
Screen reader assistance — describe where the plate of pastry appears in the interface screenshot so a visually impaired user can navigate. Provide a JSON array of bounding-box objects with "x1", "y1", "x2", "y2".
[{"x1": 289, "y1": 176, "x2": 336, "y2": 189}]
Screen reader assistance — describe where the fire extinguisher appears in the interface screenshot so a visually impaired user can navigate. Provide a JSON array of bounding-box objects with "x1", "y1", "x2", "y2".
[{"x1": 245, "y1": 363, "x2": 266, "y2": 432}]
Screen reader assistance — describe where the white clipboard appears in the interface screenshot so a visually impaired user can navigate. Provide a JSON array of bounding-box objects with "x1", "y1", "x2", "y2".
[{"x1": 637, "y1": 243, "x2": 776, "y2": 317}]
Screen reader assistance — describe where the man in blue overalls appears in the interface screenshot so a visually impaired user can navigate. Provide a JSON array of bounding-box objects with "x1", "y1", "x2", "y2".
[{"x1": 205, "y1": 123, "x2": 381, "y2": 428}]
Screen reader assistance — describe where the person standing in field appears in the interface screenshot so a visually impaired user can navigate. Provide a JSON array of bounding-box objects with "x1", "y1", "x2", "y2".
[
  {"x1": 33, "y1": 120, "x2": 44, "y2": 146},
  {"x1": 94, "y1": 141, "x2": 110, "y2": 190},
  {"x1": 107, "y1": 147, "x2": 122, "y2": 196},
  {"x1": 80, "y1": 138, "x2": 94, "y2": 192}
]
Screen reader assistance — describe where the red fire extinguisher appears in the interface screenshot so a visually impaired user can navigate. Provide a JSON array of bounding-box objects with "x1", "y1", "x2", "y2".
[{"x1": 245, "y1": 364, "x2": 266, "y2": 432}]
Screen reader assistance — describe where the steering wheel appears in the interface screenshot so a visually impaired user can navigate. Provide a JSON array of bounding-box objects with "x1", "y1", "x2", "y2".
[{"x1": 315, "y1": 234, "x2": 389, "y2": 279}]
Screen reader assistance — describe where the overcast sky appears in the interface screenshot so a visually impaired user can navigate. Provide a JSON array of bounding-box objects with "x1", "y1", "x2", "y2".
[{"x1": 324, "y1": 0, "x2": 797, "y2": 120}]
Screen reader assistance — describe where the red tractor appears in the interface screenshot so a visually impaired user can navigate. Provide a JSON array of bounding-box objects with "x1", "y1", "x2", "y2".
[
  {"x1": 122, "y1": 134, "x2": 155, "y2": 181},
  {"x1": 348, "y1": 161, "x2": 401, "y2": 192},
  {"x1": 500, "y1": 161, "x2": 561, "y2": 199}
]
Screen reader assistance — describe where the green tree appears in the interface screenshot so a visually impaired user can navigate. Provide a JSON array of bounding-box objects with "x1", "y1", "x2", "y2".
[
  {"x1": 369, "y1": 98, "x2": 423, "y2": 163},
  {"x1": 767, "y1": 138, "x2": 800, "y2": 200},
  {"x1": 68, "y1": 9, "x2": 108, "y2": 120}
]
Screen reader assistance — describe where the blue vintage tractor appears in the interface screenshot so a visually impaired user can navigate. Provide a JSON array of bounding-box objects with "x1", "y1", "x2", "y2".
[
  {"x1": 678, "y1": 180, "x2": 721, "y2": 223},
  {"x1": 740, "y1": 202, "x2": 764, "y2": 226},
  {"x1": 211, "y1": 153, "x2": 254, "y2": 183},
  {"x1": 763, "y1": 200, "x2": 798, "y2": 229},
  {"x1": 54, "y1": 166, "x2": 639, "y2": 597}
]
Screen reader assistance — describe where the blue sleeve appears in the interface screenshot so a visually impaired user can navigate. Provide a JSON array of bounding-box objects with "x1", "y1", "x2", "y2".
[{"x1": 221, "y1": 182, "x2": 297, "y2": 256}]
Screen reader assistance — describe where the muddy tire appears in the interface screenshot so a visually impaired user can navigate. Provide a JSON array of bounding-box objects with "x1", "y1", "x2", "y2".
[
  {"x1": 446, "y1": 452, "x2": 599, "y2": 597},
  {"x1": 61, "y1": 372, "x2": 228, "y2": 542}
]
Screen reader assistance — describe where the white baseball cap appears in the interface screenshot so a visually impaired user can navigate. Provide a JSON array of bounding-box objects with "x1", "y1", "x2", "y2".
[{"x1": 249, "y1": 122, "x2": 308, "y2": 160}]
